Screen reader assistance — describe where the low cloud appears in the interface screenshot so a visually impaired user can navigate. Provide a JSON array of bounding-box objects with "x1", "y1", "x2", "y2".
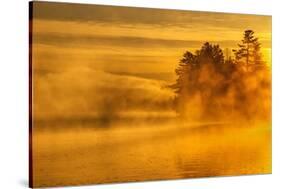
[{"x1": 33, "y1": 67, "x2": 175, "y2": 120}]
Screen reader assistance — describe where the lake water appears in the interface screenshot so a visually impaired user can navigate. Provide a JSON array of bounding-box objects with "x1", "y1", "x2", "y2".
[{"x1": 32, "y1": 118, "x2": 271, "y2": 187}]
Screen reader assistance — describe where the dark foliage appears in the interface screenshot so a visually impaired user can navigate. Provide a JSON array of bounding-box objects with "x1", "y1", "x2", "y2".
[{"x1": 172, "y1": 30, "x2": 270, "y2": 121}]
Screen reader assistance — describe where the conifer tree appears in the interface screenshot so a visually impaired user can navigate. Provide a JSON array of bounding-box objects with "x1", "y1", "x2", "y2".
[{"x1": 233, "y1": 30, "x2": 262, "y2": 71}]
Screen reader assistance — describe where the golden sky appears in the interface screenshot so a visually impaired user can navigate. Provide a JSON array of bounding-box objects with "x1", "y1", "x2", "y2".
[
  {"x1": 31, "y1": 2, "x2": 271, "y2": 119},
  {"x1": 32, "y1": 2, "x2": 271, "y2": 78}
]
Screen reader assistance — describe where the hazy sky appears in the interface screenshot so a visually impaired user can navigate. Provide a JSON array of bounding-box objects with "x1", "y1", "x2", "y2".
[
  {"x1": 31, "y1": 2, "x2": 271, "y2": 119},
  {"x1": 32, "y1": 2, "x2": 271, "y2": 77}
]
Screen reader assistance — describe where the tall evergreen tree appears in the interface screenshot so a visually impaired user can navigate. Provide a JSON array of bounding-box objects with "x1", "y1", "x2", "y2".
[{"x1": 233, "y1": 30, "x2": 262, "y2": 71}]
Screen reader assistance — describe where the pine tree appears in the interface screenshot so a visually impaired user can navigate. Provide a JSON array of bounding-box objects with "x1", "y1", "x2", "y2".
[{"x1": 233, "y1": 30, "x2": 262, "y2": 71}]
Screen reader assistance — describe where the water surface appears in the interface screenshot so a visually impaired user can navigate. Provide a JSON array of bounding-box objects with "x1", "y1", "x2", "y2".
[{"x1": 32, "y1": 118, "x2": 271, "y2": 187}]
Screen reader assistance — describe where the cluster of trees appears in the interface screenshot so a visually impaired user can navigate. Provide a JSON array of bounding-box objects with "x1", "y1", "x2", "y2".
[{"x1": 172, "y1": 30, "x2": 271, "y2": 121}]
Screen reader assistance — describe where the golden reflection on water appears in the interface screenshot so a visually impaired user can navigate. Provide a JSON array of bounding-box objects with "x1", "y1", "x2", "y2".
[{"x1": 32, "y1": 120, "x2": 271, "y2": 187}]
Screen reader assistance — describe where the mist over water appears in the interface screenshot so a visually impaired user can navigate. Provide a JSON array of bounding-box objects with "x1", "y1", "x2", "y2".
[
  {"x1": 32, "y1": 34, "x2": 271, "y2": 188},
  {"x1": 32, "y1": 32, "x2": 272, "y2": 189},
  {"x1": 32, "y1": 65, "x2": 271, "y2": 186},
  {"x1": 31, "y1": 2, "x2": 271, "y2": 187},
  {"x1": 32, "y1": 119, "x2": 271, "y2": 187}
]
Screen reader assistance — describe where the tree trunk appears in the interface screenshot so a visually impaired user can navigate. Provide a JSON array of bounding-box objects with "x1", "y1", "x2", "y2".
[{"x1": 246, "y1": 42, "x2": 249, "y2": 71}]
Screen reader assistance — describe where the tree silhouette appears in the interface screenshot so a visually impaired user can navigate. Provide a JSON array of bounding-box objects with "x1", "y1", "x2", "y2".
[
  {"x1": 172, "y1": 42, "x2": 226, "y2": 117},
  {"x1": 197, "y1": 42, "x2": 224, "y2": 65},
  {"x1": 233, "y1": 30, "x2": 262, "y2": 71},
  {"x1": 172, "y1": 30, "x2": 270, "y2": 121}
]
